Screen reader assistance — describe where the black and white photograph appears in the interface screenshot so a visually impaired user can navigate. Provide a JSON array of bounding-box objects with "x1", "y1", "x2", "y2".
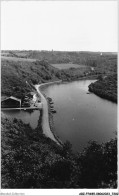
[{"x1": 1, "y1": 0, "x2": 118, "y2": 194}]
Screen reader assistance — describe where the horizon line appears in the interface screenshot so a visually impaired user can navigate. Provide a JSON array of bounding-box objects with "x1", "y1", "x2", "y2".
[{"x1": 1, "y1": 49, "x2": 117, "y2": 53}]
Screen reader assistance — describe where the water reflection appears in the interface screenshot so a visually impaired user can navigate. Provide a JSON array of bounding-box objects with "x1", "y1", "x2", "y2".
[
  {"x1": 43, "y1": 80, "x2": 117, "y2": 152},
  {"x1": 3, "y1": 110, "x2": 40, "y2": 129}
]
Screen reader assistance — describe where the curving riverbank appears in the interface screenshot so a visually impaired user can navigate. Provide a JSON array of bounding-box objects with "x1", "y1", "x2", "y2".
[
  {"x1": 35, "y1": 75, "x2": 117, "y2": 148},
  {"x1": 88, "y1": 74, "x2": 117, "y2": 103},
  {"x1": 35, "y1": 81, "x2": 62, "y2": 145}
]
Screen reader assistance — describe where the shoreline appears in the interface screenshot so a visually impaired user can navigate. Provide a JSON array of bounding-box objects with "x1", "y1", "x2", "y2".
[
  {"x1": 44, "y1": 94, "x2": 63, "y2": 146},
  {"x1": 89, "y1": 83, "x2": 117, "y2": 103},
  {"x1": 35, "y1": 77, "x2": 97, "y2": 146},
  {"x1": 35, "y1": 76, "x2": 113, "y2": 146},
  {"x1": 35, "y1": 81, "x2": 62, "y2": 146}
]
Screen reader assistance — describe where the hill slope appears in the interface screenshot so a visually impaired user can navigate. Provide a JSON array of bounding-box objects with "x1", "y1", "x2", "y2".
[
  {"x1": 89, "y1": 74, "x2": 117, "y2": 103},
  {"x1": 1, "y1": 56, "x2": 92, "y2": 98},
  {"x1": 1, "y1": 59, "x2": 59, "y2": 98},
  {"x1": 1, "y1": 50, "x2": 117, "y2": 99},
  {"x1": 1, "y1": 113, "x2": 117, "y2": 188},
  {"x1": 2, "y1": 50, "x2": 117, "y2": 66}
]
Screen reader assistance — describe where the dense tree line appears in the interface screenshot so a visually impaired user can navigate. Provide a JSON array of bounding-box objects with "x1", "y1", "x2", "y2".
[
  {"x1": 1, "y1": 50, "x2": 117, "y2": 99},
  {"x1": 89, "y1": 74, "x2": 117, "y2": 103},
  {"x1": 1, "y1": 59, "x2": 58, "y2": 98},
  {"x1": 1, "y1": 58, "x2": 92, "y2": 99},
  {"x1": 2, "y1": 50, "x2": 117, "y2": 66},
  {"x1": 1, "y1": 115, "x2": 117, "y2": 188}
]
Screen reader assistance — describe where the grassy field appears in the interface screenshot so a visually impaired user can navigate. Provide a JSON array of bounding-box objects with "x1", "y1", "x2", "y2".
[
  {"x1": 51, "y1": 63, "x2": 86, "y2": 70},
  {"x1": 1, "y1": 56, "x2": 36, "y2": 62}
]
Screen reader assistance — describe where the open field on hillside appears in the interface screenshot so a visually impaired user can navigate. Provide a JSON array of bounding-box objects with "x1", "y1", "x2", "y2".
[
  {"x1": 51, "y1": 63, "x2": 86, "y2": 69},
  {"x1": 1, "y1": 56, "x2": 36, "y2": 62},
  {"x1": 2, "y1": 50, "x2": 117, "y2": 66}
]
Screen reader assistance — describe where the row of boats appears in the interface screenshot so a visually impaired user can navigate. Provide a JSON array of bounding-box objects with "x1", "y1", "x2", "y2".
[{"x1": 47, "y1": 97, "x2": 57, "y2": 113}]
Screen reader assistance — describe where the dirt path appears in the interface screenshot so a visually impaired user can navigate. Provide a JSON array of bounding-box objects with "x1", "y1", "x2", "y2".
[{"x1": 35, "y1": 81, "x2": 61, "y2": 145}]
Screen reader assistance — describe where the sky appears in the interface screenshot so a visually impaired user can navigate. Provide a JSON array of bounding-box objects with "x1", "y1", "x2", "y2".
[{"x1": 1, "y1": 1, "x2": 118, "y2": 52}]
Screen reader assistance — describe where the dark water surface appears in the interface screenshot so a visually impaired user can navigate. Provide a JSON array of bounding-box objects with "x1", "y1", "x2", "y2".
[
  {"x1": 3, "y1": 110, "x2": 40, "y2": 129},
  {"x1": 43, "y1": 80, "x2": 117, "y2": 152}
]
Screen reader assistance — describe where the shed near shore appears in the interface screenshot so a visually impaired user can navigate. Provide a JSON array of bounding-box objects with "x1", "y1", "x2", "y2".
[{"x1": 1, "y1": 96, "x2": 21, "y2": 108}]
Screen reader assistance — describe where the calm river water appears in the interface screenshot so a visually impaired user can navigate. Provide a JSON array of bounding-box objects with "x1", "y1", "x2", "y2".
[
  {"x1": 3, "y1": 110, "x2": 40, "y2": 129},
  {"x1": 43, "y1": 80, "x2": 117, "y2": 152}
]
